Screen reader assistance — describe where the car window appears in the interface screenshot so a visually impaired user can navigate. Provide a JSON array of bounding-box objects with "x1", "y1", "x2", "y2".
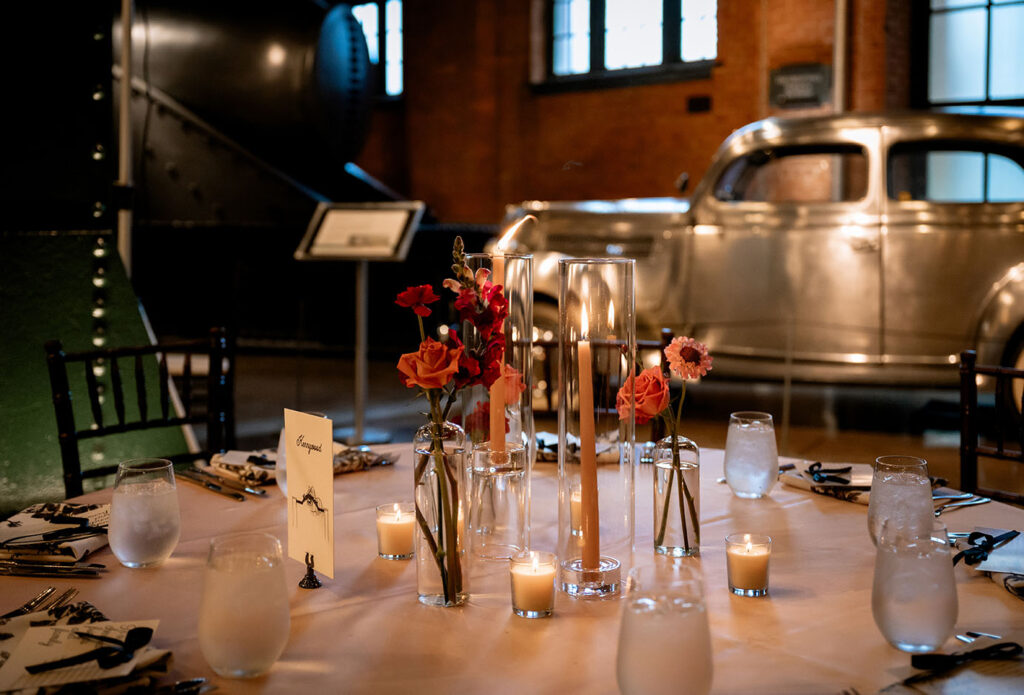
[
  {"x1": 888, "y1": 140, "x2": 1024, "y2": 203},
  {"x1": 713, "y1": 144, "x2": 868, "y2": 203}
]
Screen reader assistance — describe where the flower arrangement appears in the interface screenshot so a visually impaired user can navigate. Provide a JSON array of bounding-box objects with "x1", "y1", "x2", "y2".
[
  {"x1": 617, "y1": 336, "x2": 712, "y2": 554},
  {"x1": 395, "y1": 237, "x2": 508, "y2": 604}
]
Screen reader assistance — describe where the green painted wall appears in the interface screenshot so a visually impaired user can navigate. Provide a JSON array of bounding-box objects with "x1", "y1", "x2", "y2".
[{"x1": 1, "y1": 231, "x2": 187, "y2": 517}]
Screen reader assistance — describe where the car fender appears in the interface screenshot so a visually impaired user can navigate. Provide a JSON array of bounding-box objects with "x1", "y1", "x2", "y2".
[{"x1": 972, "y1": 262, "x2": 1024, "y2": 364}]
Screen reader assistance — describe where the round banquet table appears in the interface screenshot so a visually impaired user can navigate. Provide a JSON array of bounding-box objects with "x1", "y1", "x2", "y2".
[{"x1": 5, "y1": 445, "x2": 1024, "y2": 694}]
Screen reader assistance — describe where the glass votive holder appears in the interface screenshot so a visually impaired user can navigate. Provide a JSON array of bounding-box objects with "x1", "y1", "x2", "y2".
[
  {"x1": 510, "y1": 550, "x2": 557, "y2": 618},
  {"x1": 376, "y1": 502, "x2": 415, "y2": 560},
  {"x1": 725, "y1": 533, "x2": 772, "y2": 597}
]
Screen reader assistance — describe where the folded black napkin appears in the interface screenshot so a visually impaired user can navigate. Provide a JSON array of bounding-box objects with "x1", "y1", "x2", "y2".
[{"x1": 0, "y1": 502, "x2": 109, "y2": 564}]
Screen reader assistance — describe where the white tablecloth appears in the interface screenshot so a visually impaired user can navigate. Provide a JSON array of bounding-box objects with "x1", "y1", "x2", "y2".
[{"x1": 5, "y1": 445, "x2": 1023, "y2": 694}]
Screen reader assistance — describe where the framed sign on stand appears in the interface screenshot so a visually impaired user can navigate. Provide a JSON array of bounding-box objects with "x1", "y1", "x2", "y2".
[{"x1": 295, "y1": 201, "x2": 426, "y2": 444}]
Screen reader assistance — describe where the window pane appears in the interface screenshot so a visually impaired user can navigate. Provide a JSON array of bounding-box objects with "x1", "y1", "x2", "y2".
[
  {"x1": 714, "y1": 146, "x2": 868, "y2": 203},
  {"x1": 681, "y1": 0, "x2": 717, "y2": 61},
  {"x1": 604, "y1": 0, "x2": 662, "y2": 70},
  {"x1": 929, "y1": 8, "x2": 987, "y2": 103},
  {"x1": 927, "y1": 152, "x2": 984, "y2": 201},
  {"x1": 553, "y1": 0, "x2": 590, "y2": 75},
  {"x1": 988, "y1": 153, "x2": 1024, "y2": 202},
  {"x1": 352, "y1": 4, "x2": 379, "y2": 64},
  {"x1": 385, "y1": 0, "x2": 402, "y2": 96},
  {"x1": 990, "y1": 5, "x2": 1024, "y2": 99},
  {"x1": 931, "y1": 0, "x2": 983, "y2": 8}
]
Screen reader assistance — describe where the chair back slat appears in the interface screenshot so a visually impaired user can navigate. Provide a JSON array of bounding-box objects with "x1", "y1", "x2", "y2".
[
  {"x1": 158, "y1": 352, "x2": 170, "y2": 420},
  {"x1": 135, "y1": 354, "x2": 147, "y2": 422},
  {"x1": 110, "y1": 357, "x2": 126, "y2": 426},
  {"x1": 959, "y1": 349, "x2": 1024, "y2": 505},
  {"x1": 83, "y1": 358, "x2": 104, "y2": 429},
  {"x1": 182, "y1": 353, "x2": 193, "y2": 418},
  {"x1": 45, "y1": 328, "x2": 237, "y2": 500}
]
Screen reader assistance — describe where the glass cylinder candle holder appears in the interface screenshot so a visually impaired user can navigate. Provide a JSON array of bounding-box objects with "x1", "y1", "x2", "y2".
[
  {"x1": 725, "y1": 533, "x2": 772, "y2": 597},
  {"x1": 470, "y1": 443, "x2": 528, "y2": 560},
  {"x1": 556, "y1": 258, "x2": 636, "y2": 598},
  {"x1": 376, "y1": 502, "x2": 415, "y2": 560},
  {"x1": 460, "y1": 252, "x2": 535, "y2": 546},
  {"x1": 510, "y1": 550, "x2": 557, "y2": 618}
]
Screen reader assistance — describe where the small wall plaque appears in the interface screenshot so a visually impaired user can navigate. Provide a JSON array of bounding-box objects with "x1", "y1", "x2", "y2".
[{"x1": 769, "y1": 63, "x2": 832, "y2": 109}]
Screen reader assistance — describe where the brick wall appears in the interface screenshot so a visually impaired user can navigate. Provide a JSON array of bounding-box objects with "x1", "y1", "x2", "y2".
[{"x1": 355, "y1": 0, "x2": 905, "y2": 224}]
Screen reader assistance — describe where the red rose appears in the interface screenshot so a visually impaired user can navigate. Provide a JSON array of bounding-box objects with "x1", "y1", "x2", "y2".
[
  {"x1": 395, "y1": 285, "x2": 441, "y2": 317},
  {"x1": 397, "y1": 337, "x2": 463, "y2": 390},
  {"x1": 616, "y1": 366, "x2": 670, "y2": 425}
]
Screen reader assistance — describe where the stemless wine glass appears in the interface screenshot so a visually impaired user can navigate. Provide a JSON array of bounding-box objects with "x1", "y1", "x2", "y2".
[
  {"x1": 871, "y1": 523, "x2": 958, "y2": 653},
  {"x1": 723, "y1": 412, "x2": 779, "y2": 498},
  {"x1": 616, "y1": 563, "x2": 713, "y2": 695},
  {"x1": 109, "y1": 458, "x2": 180, "y2": 568},
  {"x1": 198, "y1": 532, "x2": 290, "y2": 678},
  {"x1": 867, "y1": 455, "x2": 933, "y2": 546}
]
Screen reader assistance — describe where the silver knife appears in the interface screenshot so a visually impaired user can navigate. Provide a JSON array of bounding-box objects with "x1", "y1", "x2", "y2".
[
  {"x1": 191, "y1": 469, "x2": 266, "y2": 497},
  {"x1": 177, "y1": 471, "x2": 246, "y2": 501}
]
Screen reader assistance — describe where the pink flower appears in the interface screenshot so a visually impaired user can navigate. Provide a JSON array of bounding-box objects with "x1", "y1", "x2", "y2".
[
  {"x1": 616, "y1": 367, "x2": 670, "y2": 425},
  {"x1": 665, "y1": 336, "x2": 712, "y2": 380}
]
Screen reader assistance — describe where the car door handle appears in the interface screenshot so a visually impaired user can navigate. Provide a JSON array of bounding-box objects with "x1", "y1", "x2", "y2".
[{"x1": 848, "y1": 237, "x2": 879, "y2": 252}]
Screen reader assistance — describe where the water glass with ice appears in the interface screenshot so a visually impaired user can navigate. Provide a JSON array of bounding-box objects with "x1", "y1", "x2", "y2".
[
  {"x1": 871, "y1": 525, "x2": 958, "y2": 653},
  {"x1": 723, "y1": 412, "x2": 778, "y2": 498},
  {"x1": 617, "y1": 563, "x2": 713, "y2": 695},
  {"x1": 109, "y1": 458, "x2": 181, "y2": 568},
  {"x1": 199, "y1": 532, "x2": 291, "y2": 678},
  {"x1": 867, "y1": 455, "x2": 932, "y2": 546}
]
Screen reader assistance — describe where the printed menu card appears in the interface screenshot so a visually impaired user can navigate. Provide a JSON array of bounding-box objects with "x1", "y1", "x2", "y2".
[{"x1": 284, "y1": 408, "x2": 335, "y2": 579}]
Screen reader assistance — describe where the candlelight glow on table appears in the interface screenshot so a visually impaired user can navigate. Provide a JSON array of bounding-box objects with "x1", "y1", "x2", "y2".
[
  {"x1": 510, "y1": 550, "x2": 557, "y2": 618},
  {"x1": 726, "y1": 533, "x2": 772, "y2": 597},
  {"x1": 376, "y1": 502, "x2": 415, "y2": 560}
]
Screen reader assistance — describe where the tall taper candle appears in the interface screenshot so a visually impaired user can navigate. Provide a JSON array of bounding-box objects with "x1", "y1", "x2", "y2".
[{"x1": 578, "y1": 308, "x2": 600, "y2": 569}]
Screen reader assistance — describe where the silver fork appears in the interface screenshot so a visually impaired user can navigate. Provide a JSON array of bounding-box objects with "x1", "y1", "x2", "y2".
[
  {"x1": 45, "y1": 588, "x2": 79, "y2": 611},
  {"x1": 935, "y1": 497, "x2": 992, "y2": 516},
  {"x1": 0, "y1": 586, "x2": 56, "y2": 619}
]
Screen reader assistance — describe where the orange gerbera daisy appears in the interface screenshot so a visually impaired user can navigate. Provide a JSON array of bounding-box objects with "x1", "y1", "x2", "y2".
[{"x1": 664, "y1": 336, "x2": 712, "y2": 380}]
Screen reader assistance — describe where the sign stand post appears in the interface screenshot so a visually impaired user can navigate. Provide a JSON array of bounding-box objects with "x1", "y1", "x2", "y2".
[{"x1": 295, "y1": 201, "x2": 425, "y2": 445}]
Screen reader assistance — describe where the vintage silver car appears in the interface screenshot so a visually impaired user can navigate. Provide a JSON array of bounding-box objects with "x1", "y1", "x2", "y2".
[{"x1": 499, "y1": 112, "x2": 1024, "y2": 386}]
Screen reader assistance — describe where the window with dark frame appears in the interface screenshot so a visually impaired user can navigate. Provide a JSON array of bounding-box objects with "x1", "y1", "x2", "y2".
[
  {"x1": 547, "y1": 0, "x2": 717, "y2": 90},
  {"x1": 352, "y1": 0, "x2": 404, "y2": 97},
  {"x1": 926, "y1": 0, "x2": 1024, "y2": 116}
]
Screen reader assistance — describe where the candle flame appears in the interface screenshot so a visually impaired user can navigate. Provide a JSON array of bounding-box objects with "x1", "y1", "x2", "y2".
[
  {"x1": 531, "y1": 552, "x2": 539, "y2": 572},
  {"x1": 393, "y1": 503, "x2": 401, "y2": 521},
  {"x1": 745, "y1": 534, "x2": 752, "y2": 553},
  {"x1": 581, "y1": 306, "x2": 589, "y2": 338},
  {"x1": 608, "y1": 301, "x2": 615, "y2": 330}
]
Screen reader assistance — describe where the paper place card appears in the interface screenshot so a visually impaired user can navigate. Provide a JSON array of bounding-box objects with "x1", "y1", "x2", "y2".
[
  {"x1": 0, "y1": 619, "x2": 159, "y2": 691},
  {"x1": 285, "y1": 408, "x2": 335, "y2": 579}
]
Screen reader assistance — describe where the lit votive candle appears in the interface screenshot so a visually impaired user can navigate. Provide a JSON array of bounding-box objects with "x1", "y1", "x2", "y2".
[
  {"x1": 725, "y1": 533, "x2": 772, "y2": 597},
  {"x1": 510, "y1": 550, "x2": 556, "y2": 618},
  {"x1": 376, "y1": 502, "x2": 415, "y2": 560}
]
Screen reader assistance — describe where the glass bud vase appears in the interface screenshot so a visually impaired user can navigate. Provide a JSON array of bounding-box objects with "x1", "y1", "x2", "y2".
[
  {"x1": 653, "y1": 435, "x2": 701, "y2": 557},
  {"x1": 414, "y1": 420, "x2": 469, "y2": 606}
]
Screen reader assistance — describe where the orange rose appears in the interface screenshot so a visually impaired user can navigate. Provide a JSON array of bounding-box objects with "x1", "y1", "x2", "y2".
[
  {"x1": 397, "y1": 338, "x2": 463, "y2": 390},
  {"x1": 616, "y1": 366, "x2": 669, "y2": 425}
]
